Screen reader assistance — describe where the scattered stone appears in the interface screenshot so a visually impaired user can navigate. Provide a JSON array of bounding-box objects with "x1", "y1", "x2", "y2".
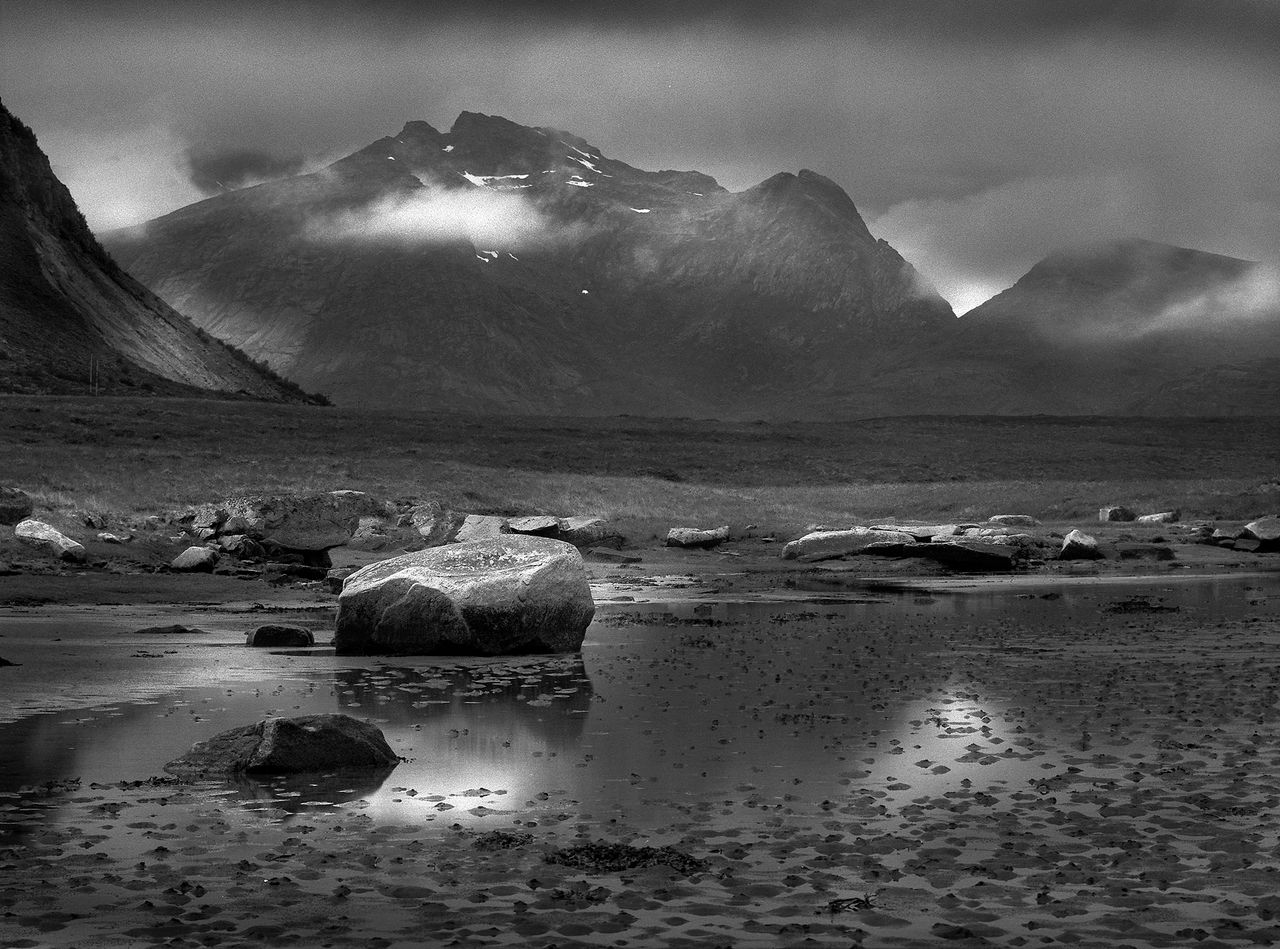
[
  {"x1": 164, "y1": 714, "x2": 398, "y2": 776},
  {"x1": 666, "y1": 525, "x2": 730, "y2": 548},
  {"x1": 453, "y1": 514, "x2": 509, "y2": 543},
  {"x1": 1136, "y1": 510, "x2": 1180, "y2": 524},
  {"x1": 14, "y1": 519, "x2": 86, "y2": 562},
  {"x1": 781, "y1": 528, "x2": 916, "y2": 562},
  {"x1": 0, "y1": 487, "x2": 34, "y2": 525},
  {"x1": 1098, "y1": 505, "x2": 1136, "y2": 522},
  {"x1": 1060, "y1": 529, "x2": 1103, "y2": 560},
  {"x1": 130, "y1": 624, "x2": 213, "y2": 636},
  {"x1": 77, "y1": 510, "x2": 107, "y2": 529},
  {"x1": 507, "y1": 515, "x2": 561, "y2": 536},
  {"x1": 335, "y1": 535, "x2": 595, "y2": 655},
  {"x1": 246, "y1": 625, "x2": 315, "y2": 647},
  {"x1": 171, "y1": 546, "x2": 218, "y2": 572},
  {"x1": 988, "y1": 514, "x2": 1040, "y2": 526},
  {"x1": 96, "y1": 531, "x2": 129, "y2": 544},
  {"x1": 1242, "y1": 516, "x2": 1280, "y2": 551}
]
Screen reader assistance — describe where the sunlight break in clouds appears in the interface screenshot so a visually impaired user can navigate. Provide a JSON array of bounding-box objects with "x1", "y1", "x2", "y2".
[{"x1": 305, "y1": 181, "x2": 561, "y2": 249}]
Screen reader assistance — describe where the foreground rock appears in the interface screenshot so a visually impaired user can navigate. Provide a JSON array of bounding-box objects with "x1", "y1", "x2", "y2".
[
  {"x1": 1060, "y1": 529, "x2": 1103, "y2": 560},
  {"x1": 164, "y1": 714, "x2": 398, "y2": 776},
  {"x1": 14, "y1": 519, "x2": 86, "y2": 562},
  {"x1": 246, "y1": 625, "x2": 316, "y2": 647},
  {"x1": 666, "y1": 526, "x2": 731, "y2": 548},
  {"x1": 782, "y1": 527, "x2": 916, "y2": 562},
  {"x1": 0, "y1": 487, "x2": 33, "y2": 525},
  {"x1": 171, "y1": 546, "x2": 218, "y2": 572},
  {"x1": 1243, "y1": 516, "x2": 1280, "y2": 551},
  {"x1": 335, "y1": 536, "x2": 595, "y2": 655}
]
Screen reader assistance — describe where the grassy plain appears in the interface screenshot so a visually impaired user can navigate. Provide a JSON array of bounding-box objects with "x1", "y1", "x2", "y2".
[{"x1": 2, "y1": 395, "x2": 1277, "y2": 537}]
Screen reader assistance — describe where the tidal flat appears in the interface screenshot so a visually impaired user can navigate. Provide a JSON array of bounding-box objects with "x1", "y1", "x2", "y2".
[{"x1": 3, "y1": 577, "x2": 1279, "y2": 947}]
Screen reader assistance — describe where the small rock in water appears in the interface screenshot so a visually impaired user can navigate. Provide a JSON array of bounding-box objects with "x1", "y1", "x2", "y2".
[
  {"x1": 246, "y1": 624, "x2": 315, "y2": 647},
  {"x1": 164, "y1": 714, "x2": 399, "y2": 776}
]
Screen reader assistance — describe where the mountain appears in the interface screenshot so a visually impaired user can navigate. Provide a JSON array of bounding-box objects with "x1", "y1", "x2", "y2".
[
  {"x1": 103, "y1": 112, "x2": 957, "y2": 417},
  {"x1": 0, "y1": 99, "x2": 314, "y2": 401},
  {"x1": 957, "y1": 238, "x2": 1280, "y2": 414}
]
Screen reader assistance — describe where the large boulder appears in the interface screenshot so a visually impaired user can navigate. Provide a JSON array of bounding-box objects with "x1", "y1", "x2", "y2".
[
  {"x1": 666, "y1": 525, "x2": 730, "y2": 548},
  {"x1": 221, "y1": 491, "x2": 388, "y2": 550},
  {"x1": 0, "y1": 487, "x2": 34, "y2": 525},
  {"x1": 1060, "y1": 529, "x2": 1104, "y2": 560},
  {"x1": 246, "y1": 625, "x2": 315, "y2": 647},
  {"x1": 14, "y1": 519, "x2": 86, "y2": 562},
  {"x1": 453, "y1": 514, "x2": 509, "y2": 543},
  {"x1": 782, "y1": 528, "x2": 917, "y2": 562},
  {"x1": 164, "y1": 714, "x2": 398, "y2": 776},
  {"x1": 335, "y1": 535, "x2": 595, "y2": 655},
  {"x1": 988, "y1": 514, "x2": 1039, "y2": 527},
  {"x1": 171, "y1": 546, "x2": 218, "y2": 572},
  {"x1": 557, "y1": 516, "x2": 622, "y2": 549},
  {"x1": 1243, "y1": 516, "x2": 1280, "y2": 551},
  {"x1": 1099, "y1": 506, "x2": 1136, "y2": 522}
]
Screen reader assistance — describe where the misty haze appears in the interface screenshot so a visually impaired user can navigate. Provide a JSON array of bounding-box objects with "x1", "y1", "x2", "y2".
[{"x1": 2, "y1": 2, "x2": 1279, "y2": 948}]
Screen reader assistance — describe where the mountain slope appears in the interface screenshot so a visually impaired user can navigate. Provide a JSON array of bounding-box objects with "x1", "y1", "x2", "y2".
[
  {"x1": 104, "y1": 112, "x2": 955, "y2": 417},
  {"x1": 0, "y1": 99, "x2": 312, "y2": 400}
]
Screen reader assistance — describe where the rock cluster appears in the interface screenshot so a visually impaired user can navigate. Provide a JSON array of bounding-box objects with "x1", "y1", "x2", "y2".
[{"x1": 781, "y1": 523, "x2": 1046, "y2": 570}]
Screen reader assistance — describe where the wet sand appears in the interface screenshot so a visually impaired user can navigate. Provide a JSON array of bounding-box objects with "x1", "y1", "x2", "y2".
[{"x1": 2, "y1": 540, "x2": 1280, "y2": 947}]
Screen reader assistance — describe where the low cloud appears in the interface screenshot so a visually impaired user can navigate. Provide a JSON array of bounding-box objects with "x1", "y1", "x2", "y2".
[
  {"x1": 186, "y1": 146, "x2": 307, "y2": 194},
  {"x1": 304, "y1": 180, "x2": 568, "y2": 250},
  {"x1": 1151, "y1": 263, "x2": 1280, "y2": 335}
]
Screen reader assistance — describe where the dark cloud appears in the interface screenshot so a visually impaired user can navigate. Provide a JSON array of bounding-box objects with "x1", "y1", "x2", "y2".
[
  {"x1": 185, "y1": 146, "x2": 307, "y2": 194},
  {"x1": 1, "y1": 0, "x2": 1276, "y2": 309}
]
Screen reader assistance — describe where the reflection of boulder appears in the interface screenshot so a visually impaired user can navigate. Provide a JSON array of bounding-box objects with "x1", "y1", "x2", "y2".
[
  {"x1": 331, "y1": 655, "x2": 594, "y2": 744},
  {"x1": 217, "y1": 766, "x2": 397, "y2": 814},
  {"x1": 164, "y1": 714, "x2": 398, "y2": 776}
]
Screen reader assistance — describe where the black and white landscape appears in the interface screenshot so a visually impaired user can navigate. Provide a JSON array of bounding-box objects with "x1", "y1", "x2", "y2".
[{"x1": 2, "y1": 2, "x2": 1279, "y2": 947}]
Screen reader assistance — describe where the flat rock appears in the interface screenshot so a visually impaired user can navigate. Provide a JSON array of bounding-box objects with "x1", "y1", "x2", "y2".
[
  {"x1": 870, "y1": 523, "x2": 958, "y2": 541},
  {"x1": 1136, "y1": 511, "x2": 1180, "y2": 524},
  {"x1": 0, "y1": 487, "x2": 34, "y2": 525},
  {"x1": 988, "y1": 514, "x2": 1039, "y2": 527},
  {"x1": 334, "y1": 535, "x2": 595, "y2": 655},
  {"x1": 919, "y1": 540, "x2": 1020, "y2": 571},
  {"x1": 14, "y1": 519, "x2": 86, "y2": 562},
  {"x1": 171, "y1": 546, "x2": 218, "y2": 572},
  {"x1": 164, "y1": 714, "x2": 398, "y2": 776},
  {"x1": 246, "y1": 624, "x2": 316, "y2": 647},
  {"x1": 507, "y1": 515, "x2": 561, "y2": 536},
  {"x1": 782, "y1": 528, "x2": 917, "y2": 562},
  {"x1": 454, "y1": 514, "x2": 509, "y2": 543},
  {"x1": 666, "y1": 525, "x2": 731, "y2": 548},
  {"x1": 1099, "y1": 505, "x2": 1137, "y2": 522},
  {"x1": 130, "y1": 624, "x2": 213, "y2": 636},
  {"x1": 1060, "y1": 528, "x2": 1104, "y2": 560}
]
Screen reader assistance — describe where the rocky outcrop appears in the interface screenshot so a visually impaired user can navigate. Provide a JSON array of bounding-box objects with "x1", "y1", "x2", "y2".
[
  {"x1": 334, "y1": 535, "x2": 595, "y2": 655},
  {"x1": 666, "y1": 526, "x2": 731, "y2": 549},
  {"x1": 1060, "y1": 529, "x2": 1103, "y2": 560},
  {"x1": 164, "y1": 714, "x2": 398, "y2": 776},
  {"x1": 869, "y1": 523, "x2": 961, "y2": 541},
  {"x1": 919, "y1": 540, "x2": 1020, "y2": 571},
  {"x1": 246, "y1": 625, "x2": 315, "y2": 647},
  {"x1": 14, "y1": 519, "x2": 85, "y2": 562},
  {"x1": 171, "y1": 546, "x2": 218, "y2": 572},
  {"x1": 506, "y1": 515, "x2": 622, "y2": 549},
  {"x1": 782, "y1": 527, "x2": 916, "y2": 562},
  {"x1": 219, "y1": 491, "x2": 388, "y2": 550},
  {"x1": 0, "y1": 487, "x2": 33, "y2": 525},
  {"x1": 1098, "y1": 506, "x2": 1137, "y2": 522}
]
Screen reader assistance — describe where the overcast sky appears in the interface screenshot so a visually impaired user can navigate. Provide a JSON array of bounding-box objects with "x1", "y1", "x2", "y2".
[{"x1": 2, "y1": 0, "x2": 1277, "y2": 312}]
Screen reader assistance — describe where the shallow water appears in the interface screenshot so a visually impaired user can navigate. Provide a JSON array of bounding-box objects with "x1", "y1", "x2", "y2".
[{"x1": 2, "y1": 577, "x2": 1279, "y2": 946}]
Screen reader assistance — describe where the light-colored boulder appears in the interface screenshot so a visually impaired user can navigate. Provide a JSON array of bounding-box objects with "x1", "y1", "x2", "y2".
[
  {"x1": 988, "y1": 514, "x2": 1039, "y2": 527},
  {"x1": 164, "y1": 714, "x2": 397, "y2": 776},
  {"x1": 171, "y1": 546, "x2": 218, "y2": 572},
  {"x1": 507, "y1": 515, "x2": 561, "y2": 536},
  {"x1": 453, "y1": 514, "x2": 509, "y2": 544},
  {"x1": 1099, "y1": 506, "x2": 1136, "y2": 522},
  {"x1": 14, "y1": 519, "x2": 86, "y2": 562},
  {"x1": 666, "y1": 525, "x2": 731, "y2": 548},
  {"x1": 335, "y1": 535, "x2": 595, "y2": 656},
  {"x1": 221, "y1": 491, "x2": 387, "y2": 550},
  {"x1": 782, "y1": 528, "x2": 917, "y2": 562},
  {"x1": 1060, "y1": 529, "x2": 1103, "y2": 560},
  {"x1": 870, "y1": 523, "x2": 958, "y2": 541},
  {"x1": 1243, "y1": 516, "x2": 1280, "y2": 551},
  {"x1": 0, "y1": 487, "x2": 34, "y2": 526},
  {"x1": 97, "y1": 531, "x2": 129, "y2": 544},
  {"x1": 1136, "y1": 511, "x2": 1180, "y2": 524}
]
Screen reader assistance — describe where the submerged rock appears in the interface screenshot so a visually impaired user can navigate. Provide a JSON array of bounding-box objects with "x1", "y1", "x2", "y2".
[
  {"x1": 171, "y1": 546, "x2": 218, "y2": 572},
  {"x1": 782, "y1": 527, "x2": 916, "y2": 562},
  {"x1": 334, "y1": 535, "x2": 595, "y2": 655},
  {"x1": 666, "y1": 525, "x2": 730, "y2": 548},
  {"x1": 164, "y1": 714, "x2": 398, "y2": 776},
  {"x1": 246, "y1": 625, "x2": 315, "y2": 647},
  {"x1": 14, "y1": 519, "x2": 86, "y2": 562},
  {"x1": 0, "y1": 487, "x2": 33, "y2": 525},
  {"x1": 1060, "y1": 529, "x2": 1103, "y2": 560}
]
